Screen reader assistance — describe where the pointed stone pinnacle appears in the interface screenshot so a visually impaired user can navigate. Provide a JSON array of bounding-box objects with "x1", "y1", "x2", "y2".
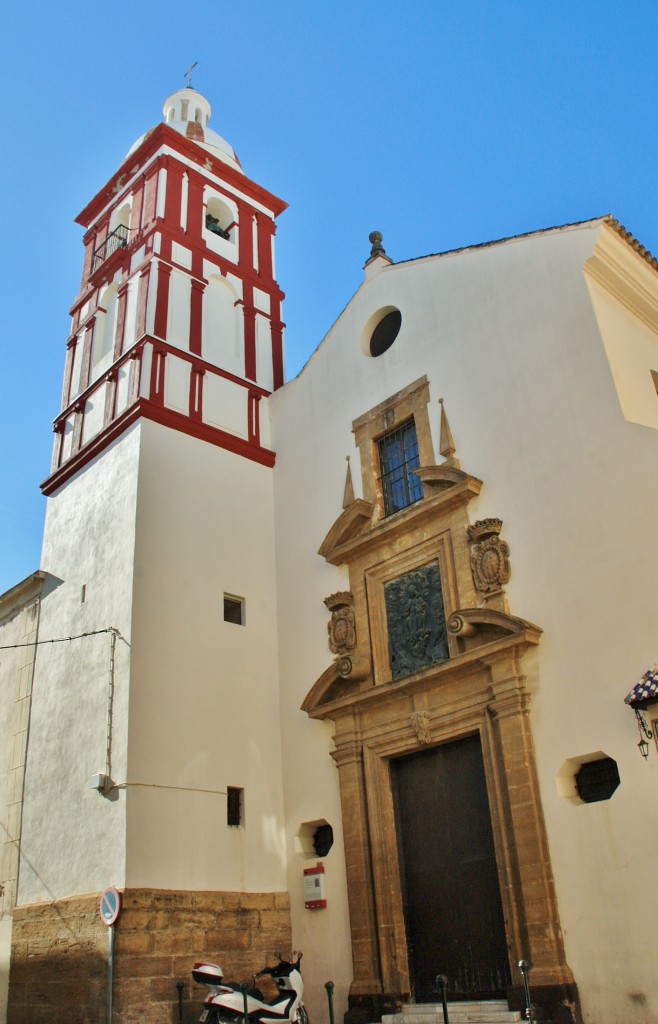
[
  {"x1": 342, "y1": 456, "x2": 355, "y2": 508},
  {"x1": 439, "y1": 398, "x2": 459, "y2": 467}
]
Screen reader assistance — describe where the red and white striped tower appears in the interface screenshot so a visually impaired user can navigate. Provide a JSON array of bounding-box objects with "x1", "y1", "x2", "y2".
[{"x1": 44, "y1": 86, "x2": 287, "y2": 495}]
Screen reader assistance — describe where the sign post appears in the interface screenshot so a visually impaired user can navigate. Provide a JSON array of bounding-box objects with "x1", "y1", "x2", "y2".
[{"x1": 99, "y1": 887, "x2": 121, "y2": 1024}]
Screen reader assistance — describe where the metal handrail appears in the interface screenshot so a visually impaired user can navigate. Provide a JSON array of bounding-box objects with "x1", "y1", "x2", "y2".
[
  {"x1": 435, "y1": 974, "x2": 449, "y2": 1024},
  {"x1": 92, "y1": 224, "x2": 130, "y2": 273},
  {"x1": 518, "y1": 960, "x2": 535, "y2": 1024}
]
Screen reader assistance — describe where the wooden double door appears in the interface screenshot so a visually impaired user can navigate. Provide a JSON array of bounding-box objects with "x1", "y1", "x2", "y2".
[{"x1": 391, "y1": 734, "x2": 511, "y2": 1002}]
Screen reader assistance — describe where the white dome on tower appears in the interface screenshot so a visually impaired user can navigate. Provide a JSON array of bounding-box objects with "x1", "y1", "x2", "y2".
[{"x1": 126, "y1": 87, "x2": 243, "y2": 174}]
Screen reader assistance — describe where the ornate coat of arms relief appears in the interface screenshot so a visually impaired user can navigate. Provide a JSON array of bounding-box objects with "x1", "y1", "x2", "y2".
[
  {"x1": 467, "y1": 518, "x2": 511, "y2": 595},
  {"x1": 325, "y1": 592, "x2": 356, "y2": 654},
  {"x1": 324, "y1": 592, "x2": 358, "y2": 678}
]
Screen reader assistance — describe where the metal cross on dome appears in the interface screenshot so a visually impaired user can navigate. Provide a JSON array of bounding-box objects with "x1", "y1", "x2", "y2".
[{"x1": 184, "y1": 62, "x2": 198, "y2": 88}]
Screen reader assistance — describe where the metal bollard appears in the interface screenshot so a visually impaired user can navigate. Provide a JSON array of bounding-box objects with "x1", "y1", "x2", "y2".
[
  {"x1": 176, "y1": 980, "x2": 184, "y2": 1024},
  {"x1": 325, "y1": 980, "x2": 335, "y2": 1024},
  {"x1": 435, "y1": 974, "x2": 449, "y2": 1024},
  {"x1": 241, "y1": 981, "x2": 250, "y2": 1024},
  {"x1": 517, "y1": 960, "x2": 535, "y2": 1024}
]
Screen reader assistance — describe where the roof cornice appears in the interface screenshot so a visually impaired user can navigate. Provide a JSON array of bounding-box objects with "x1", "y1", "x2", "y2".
[
  {"x1": 0, "y1": 570, "x2": 48, "y2": 617},
  {"x1": 584, "y1": 218, "x2": 658, "y2": 335},
  {"x1": 76, "y1": 123, "x2": 287, "y2": 228}
]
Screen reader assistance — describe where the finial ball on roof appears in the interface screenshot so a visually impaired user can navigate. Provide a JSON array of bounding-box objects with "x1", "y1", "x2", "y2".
[{"x1": 369, "y1": 231, "x2": 385, "y2": 258}]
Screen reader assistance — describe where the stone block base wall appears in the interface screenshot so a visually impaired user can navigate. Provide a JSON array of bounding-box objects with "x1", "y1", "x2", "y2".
[
  {"x1": 8, "y1": 889, "x2": 292, "y2": 1024},
  {"x1": 8, "y1": 895, "x2": 106, "y2": 1024}
]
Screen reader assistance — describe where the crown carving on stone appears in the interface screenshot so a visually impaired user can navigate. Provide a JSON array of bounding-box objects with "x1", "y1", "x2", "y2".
[
  {"x1": 324, "y1": 592, "x2": 353, "y2": 611},
  {"x1": 467, "y1": 518, "x2": 511, "y2": 595},
  {"x1": 466, "y1": 517, "x2": 503, "y2": 543},
  {"x1": 325, "y1": 592, "x2": 356, "y2": 656}
]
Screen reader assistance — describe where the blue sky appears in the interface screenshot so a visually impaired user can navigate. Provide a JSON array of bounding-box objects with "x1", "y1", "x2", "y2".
[{"x1": 2, "y1": 1, "x2": 658, "y2": 593}]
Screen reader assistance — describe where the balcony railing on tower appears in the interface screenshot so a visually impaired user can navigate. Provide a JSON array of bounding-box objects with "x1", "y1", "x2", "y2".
[{"x1": 92, "y1": 224, "x2": 129, "y2": 273}]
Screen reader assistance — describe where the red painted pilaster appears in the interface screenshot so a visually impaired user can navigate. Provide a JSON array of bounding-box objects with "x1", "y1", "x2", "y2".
[
  {"x1": 81, "y1": 234, "x2": 95, "y2": 288},
  {"x1": 153, "y1": 261, "x2": 172, "y2": 340},
  {"x1": 243, "y1": 304, "x2": 257, "y2": 382},
  {"x1": 237, "y1": 199, "x2": 254, "y2": 272},
  {"x1": 271, "y1": 321, "x2": 285, "y2": 390},
  {"x1": 166, "y1": 160, "x2": 183, "y2": 230},
  {"x1": 270, "y1": 294, "x2": 285, "y2": 389},
  {"x1": 187, "y1": 172, "x2": 205, "y2": 245},
  {"x1": 142, "y1": 165, "x2": 159, "y2": 229},
  {"x1": 131, "y1": 178, "x2": 145, "y2": 234},
  {"x1": 257, "y1": 214, "x2": 274, "y2": 282},
  {"x1": 189, "y1": 278, "x2": 205, "y2": 355}
]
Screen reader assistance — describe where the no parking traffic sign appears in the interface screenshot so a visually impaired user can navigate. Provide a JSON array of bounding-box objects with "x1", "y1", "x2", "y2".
[{"x1": 99, "y1": 887, "x2": 121, "y2": 926}]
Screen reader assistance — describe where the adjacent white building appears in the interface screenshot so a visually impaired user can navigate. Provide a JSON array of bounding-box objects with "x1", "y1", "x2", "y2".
[{"x1": 1, "y1": 87, "x2": 657, "y2": 1024}]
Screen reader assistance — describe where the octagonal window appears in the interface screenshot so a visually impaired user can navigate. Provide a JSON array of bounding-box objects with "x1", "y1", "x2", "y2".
[{"x1": 575, "y1": 757, "x2": 620, "y2": 803}]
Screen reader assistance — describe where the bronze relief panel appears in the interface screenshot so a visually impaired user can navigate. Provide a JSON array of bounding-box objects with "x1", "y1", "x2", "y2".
[{"x1": 384, "y1": 562, "x2": 449, "y2": 679}]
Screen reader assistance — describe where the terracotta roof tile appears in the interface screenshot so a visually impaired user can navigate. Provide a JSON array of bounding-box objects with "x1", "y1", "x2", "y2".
[{"x1": 604, "y1": 215, "x2": 658, "y2": 272}]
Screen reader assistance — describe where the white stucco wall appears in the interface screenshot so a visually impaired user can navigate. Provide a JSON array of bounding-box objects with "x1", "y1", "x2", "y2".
[
  {"x1": 18, "y1": 429, "x2": 140, "y2": 903},
  {"x1": 0, "y1": 574, "x2": 46, "y2": 1024},
  {"x1": 270, "y1": 221, "x2": 658, "y2": 1024},
  {"x1": 125, "y1": 421, "x2": 286, "y2": 893}
]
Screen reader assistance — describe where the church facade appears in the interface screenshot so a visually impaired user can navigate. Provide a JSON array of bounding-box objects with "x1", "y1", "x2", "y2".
[{"x1": 1, "y1": 88, "x2": 658, "y2": 1024}]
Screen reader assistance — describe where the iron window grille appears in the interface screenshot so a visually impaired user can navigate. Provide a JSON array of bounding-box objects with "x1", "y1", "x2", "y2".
[
  {"x1": 378, "y1": 419, "x2": 423, "y2": 516},
  {"x1": 575, "y1": 757, "x2": 620, "y2": 803},
  {"x1": 227, "y1": 786, "x2": 243, "y2": 826}
]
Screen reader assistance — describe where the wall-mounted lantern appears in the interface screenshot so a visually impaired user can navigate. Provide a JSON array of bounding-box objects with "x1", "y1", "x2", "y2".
[{"x1": 624, "y1": 664, "x2": 658, "y2": 760}]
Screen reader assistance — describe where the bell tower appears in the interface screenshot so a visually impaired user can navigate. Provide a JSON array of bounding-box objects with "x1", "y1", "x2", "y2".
[
  {"x1": 11, "y1": 88, "x2": 291, "y2": 1024},
  {"x1": 44, "y1": 85, "x2": 286, "y2": 495}
]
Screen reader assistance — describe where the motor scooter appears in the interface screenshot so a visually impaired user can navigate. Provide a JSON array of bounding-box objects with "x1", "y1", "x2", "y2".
[{"x1": 192, "y1": 952, "x2": 309, "y2": 1024}]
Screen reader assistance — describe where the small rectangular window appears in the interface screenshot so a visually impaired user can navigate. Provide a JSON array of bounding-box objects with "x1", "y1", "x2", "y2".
[
  {"x1": 378, "y1": 419, "x2": 423, "y2": 516},
  {"x1": 227, "y1": 786, "x2": 243, "y2": 827},
  {"x1": 224, "y1": 595, "x2": 245, "y2": 625}
]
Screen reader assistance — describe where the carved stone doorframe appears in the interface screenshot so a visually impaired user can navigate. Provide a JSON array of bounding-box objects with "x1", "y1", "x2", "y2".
[{"x1": 310, "y1": 641, "x2": 578, "y2": 1022}]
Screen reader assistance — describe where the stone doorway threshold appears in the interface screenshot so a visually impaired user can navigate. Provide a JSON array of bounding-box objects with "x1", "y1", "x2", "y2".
[{"x1": 383, "y1": 1001, "x2": 521, "y2": 1024}]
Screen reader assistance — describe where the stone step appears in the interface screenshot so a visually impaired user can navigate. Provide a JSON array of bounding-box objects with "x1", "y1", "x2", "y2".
[
  {"x1": 383, "y1": 1015, "x2": 520, "y2": 1024},
  {"x1": 382, "y1": 1003, "x2": 521, "y2": 1024}
]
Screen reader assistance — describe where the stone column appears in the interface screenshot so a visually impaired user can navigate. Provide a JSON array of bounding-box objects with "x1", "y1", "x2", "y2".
[
  {"x1": 332, "y1": 731, "x2": 387, "y2": 1023},
  {"x1": 484, "y1": 651, "x2": 579, "y2": 1020}
]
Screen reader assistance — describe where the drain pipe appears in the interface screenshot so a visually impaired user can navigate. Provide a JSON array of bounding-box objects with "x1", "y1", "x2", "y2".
[{"x1": 435, "y1": 974, "x2": 449, "y2": 1024}]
